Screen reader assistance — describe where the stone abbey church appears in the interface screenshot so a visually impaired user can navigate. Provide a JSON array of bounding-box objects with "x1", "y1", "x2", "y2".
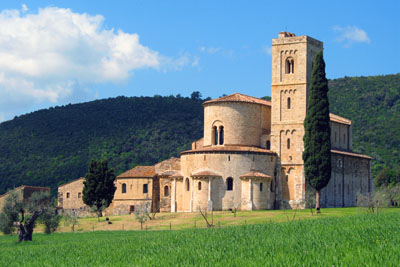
[{"x1": 58, "y1": 32, "x2": 372, "y2": 215}]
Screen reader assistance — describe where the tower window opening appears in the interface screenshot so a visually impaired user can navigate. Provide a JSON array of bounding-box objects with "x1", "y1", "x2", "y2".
[
  {"x1": 228, "y1": 155, "x2": 230, "y2": 161},
  {"x1": 66, "y1": 192, "x2": 70, "y2": 199},
  {"x1": 266, "y1": 140, "x2": 271, "y2": 150},
  {"x1": 227, "y1": 177, "x2": 233, "y2": 191},
  {"x1": 198, "y1": 182, "x2": 202, "y2": 191},
  {"x1": 287, "y1": 138, "x2": 291, "y2": 149},
  {"x1": 219, "y1": 126, "x2": 224, "y2": 145},
  {"x1": 285, "y1": 58, "x2": 294, "y2": 74},
  {"x1": 122, "y1": 183, "x2": 126, "y2": 194},
  {"x1": 260, "y1": 183, "x2": 263, "y2": 192},
  {"x1": 287, "y1": 97, "x2": 291, "y2": 109},
  {"x1": 213, "y1": 126, "x2": 218, "y2": 145}
]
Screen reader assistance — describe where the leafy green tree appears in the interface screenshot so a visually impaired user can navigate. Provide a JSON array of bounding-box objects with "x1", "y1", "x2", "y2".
[
  {"x1": 82, "y1": 159, "x2": 116, "y2": 220},
  {"x1": 0, "y1": 191, "x2": 58, "y2": 242},
  {"x1": 303, "y1": 51, "x2": 331, "y2": 213},
  {"x1": 375, "y1": 167, "x2": 400, "y2": 188}
]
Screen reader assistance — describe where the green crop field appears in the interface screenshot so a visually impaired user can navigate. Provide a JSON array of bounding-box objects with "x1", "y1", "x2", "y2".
[{"x1": 0, "y1": 212, "x2": 399, "y2": 266}]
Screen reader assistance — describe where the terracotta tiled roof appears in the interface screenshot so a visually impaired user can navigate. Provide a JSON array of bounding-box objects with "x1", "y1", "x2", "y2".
[
  {"x1": 170, "y1": 171, "x2": 184, "y2": 178},
  {"x1": 58, "y1": 177, "x2": 85, "y2": 188},
  {"x1": 0, "y1": 185, "x2": 50, "y2": 199},
  {"x1": 158, "y1": 170, "x2": 183, "y2": 178},
  {"x1": 203, "y1": 93, "x2": 271, "y2": 106},
  {"x1": 331, "y1": 149, "x2": 372, "y2": 159},
  {"x1": 191, "y1": 169, "x2": 222, "y2": 177},
  {"x1": 182, "y1": 145, "x2": 275, "y2": 155},
  {"x1": 117, "y1": 166, "x2": 156, "y2": 178},
  {"x1": 330, "y1": 113, "x2": 352, "y2": 125},
  {"x1": 239, "y1": 171, "x2": 272, "y2": 179}
]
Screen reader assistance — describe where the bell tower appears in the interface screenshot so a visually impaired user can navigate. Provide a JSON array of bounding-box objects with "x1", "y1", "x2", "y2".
[{"x1": 270, "y1": 32, "x2": 323, "y2": 207}]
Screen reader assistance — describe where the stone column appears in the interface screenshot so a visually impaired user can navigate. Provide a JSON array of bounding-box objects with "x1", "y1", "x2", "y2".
[
  {"x1": 248, "y1": 178, "x2": 253, "y2": 210},
  {"x1": 207, "y1": 177, "x2": 213, "y2": 211},
  {"x1": 171, "y1": 178, "x2": 176, "y2": 212}
]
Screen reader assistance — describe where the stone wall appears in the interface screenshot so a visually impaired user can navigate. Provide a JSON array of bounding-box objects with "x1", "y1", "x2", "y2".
[
  {"x1": 330, "y1": 121, "x2": 352, "y2": 150},
  {"x1": 320, "y1": 153, "x2": 372, "y2": 208},
  {"x1": 203, "y1": 102, "x2": 271, "y2": 147},
  {"x1": 58, "y1": 178, "x2": 87, "y2": 211},
  {"x1": 113, "y1": 177, "x2": 153, "y2": 214},
  {"x1": 0, "y1": 186, "x2": 50, "y2": 212},
  {"x1": 180, "y1": 151, "x2": 276, "y2": 211}
]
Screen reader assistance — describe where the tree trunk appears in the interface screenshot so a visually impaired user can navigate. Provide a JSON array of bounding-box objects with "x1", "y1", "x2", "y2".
[
  {"x1": 17, "y1": 224, "x2": 26, "y2": 243},
  {"x1": 316, "y1": 190, "x2": 321, "y2": 213}
]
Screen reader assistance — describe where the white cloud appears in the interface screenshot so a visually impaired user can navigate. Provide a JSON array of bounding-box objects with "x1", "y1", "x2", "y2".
[
  {"x1": 0, "y1": 6, "x2": 189, "y2": 121},
  {"x1": 21, "y1": 4, "x2": 28, "y2": 13},
  {"x1": 333, "y1": 25, "x2": 371, "y2": 46}
]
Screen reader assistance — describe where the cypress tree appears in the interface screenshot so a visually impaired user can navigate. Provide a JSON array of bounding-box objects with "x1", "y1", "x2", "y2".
[
  {"x1": 303, "y1": 51, "x2": 331, "y2": 213},
  {"x1": 82, "y1": 159, "x2": 116, "y2": 219}
]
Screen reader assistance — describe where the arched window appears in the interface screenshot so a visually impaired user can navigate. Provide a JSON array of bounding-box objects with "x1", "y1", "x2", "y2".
[
  {"x1": 285, "y1": 58, "x2": 294, "y2": 74},
  {"x1": 213, "y1": 126, "x2": 218, "y2": 145},
  {"x1": 291, "y1": 59, "x2": 294, "y2": 73},
  {"x1": 164, "y1": 186, "x2": 169, "y2": 197},
  {"x1": 287, "y1": 138, "x2": 291, "y2": 149},
  {"x1": 287, "y1": 97, "x2": 291, "y2": 109},
  {"x1": 266, "y1": 140, "x2": 271, "y2": 150},
  {"x1": 219, "y1": 126, "x2": 224, "y2": 145},
  {"x1": 198, "y1": 182, "x2": 202, "y2": 191},
  {"x1": 226, "y1": 177, "x2": 233, "y2": 191},
  {"x1": 260, "y1": 183, "x2": 263, "y2": 192},
  {"x1": 122, "y1": 183, "x2": 126, "y2": 194},
  {"x1": 185, "y1": 178, "x2": 190, "y2": 191},
  {"x1": 285, "y1": 58, "x2": 290, "y2": 73}
]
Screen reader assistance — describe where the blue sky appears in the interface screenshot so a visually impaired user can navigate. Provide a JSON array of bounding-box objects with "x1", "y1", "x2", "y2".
[{"x1": 0, "y1": 0, "x2": 398, "y2": 122}]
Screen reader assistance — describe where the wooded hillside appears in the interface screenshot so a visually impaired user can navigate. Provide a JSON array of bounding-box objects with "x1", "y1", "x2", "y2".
[{"x1": 0, "y1": 73, "x2": 399, "y2": 194}]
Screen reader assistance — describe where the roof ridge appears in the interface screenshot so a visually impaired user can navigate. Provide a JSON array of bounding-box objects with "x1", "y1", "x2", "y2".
[{"x1": 203, "y1": 92, "x2": 271, "y2": 106}]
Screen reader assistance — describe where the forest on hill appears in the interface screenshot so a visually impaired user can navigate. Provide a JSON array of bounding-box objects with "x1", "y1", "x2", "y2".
[
  {"x1": 328, "y1": 73, "x2": 400, "y2": 175},
  {"x1": 0, "y1": 94, "x2": 204, "y2": 194},
  {"x1": 0, "y1": 73, "x2": 399, "y2": 195}
]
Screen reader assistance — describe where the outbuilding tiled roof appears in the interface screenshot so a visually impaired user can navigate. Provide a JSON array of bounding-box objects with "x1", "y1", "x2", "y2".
[
  {"x1": 191, "y1": 169, "x2": 222, "y2": 177},
  {"x1": 203, "y1": 93, "x2": 271, "y2": 106},
  {"x1": 58, "y1": 177, "x2": 85, "y2": 188},
  {"x1": 181, "y1": 145, "x2": 275, "y2": 155},
  {"x1": 330, "y1": 113, "x2": 352, "y2": 125},
  {"x1": 239, "y1": 171, "x2": 272, "y2": 179},
  {"x1": 158, "y1": 170, "x2": 183, "y2": 178},
  {"x1": 117, "y1": 166, "x2": 156, "y2": 178},
  {"x1": 331, "y1": 149, "x2": 372, "y2": 159}
]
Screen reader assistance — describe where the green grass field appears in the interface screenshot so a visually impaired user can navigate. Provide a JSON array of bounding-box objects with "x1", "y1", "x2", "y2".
[
  {"x1": 0, "y1": 211, "x2": 399, "y2": 266},
  {"x1": 50, "y1": 207, "x2": 394, "y2": 232}
]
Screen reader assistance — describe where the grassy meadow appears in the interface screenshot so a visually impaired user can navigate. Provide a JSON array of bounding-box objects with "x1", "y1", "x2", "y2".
[
  {"x1": 48, "y1": 207, "x2": 393, "y2": 232},
  {"x1": 0, "y1": 209, "x2": 399, "y2": 266}
]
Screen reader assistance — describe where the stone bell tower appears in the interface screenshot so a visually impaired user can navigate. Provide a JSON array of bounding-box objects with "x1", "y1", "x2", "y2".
[{"x1": 270, "y1": 32, "x2": 323, "y2": 207}]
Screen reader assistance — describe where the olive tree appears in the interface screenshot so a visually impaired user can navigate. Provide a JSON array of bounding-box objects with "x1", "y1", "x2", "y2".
[{"x1": 0, "y1": 191, "x2": 59, "y2": 242}]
